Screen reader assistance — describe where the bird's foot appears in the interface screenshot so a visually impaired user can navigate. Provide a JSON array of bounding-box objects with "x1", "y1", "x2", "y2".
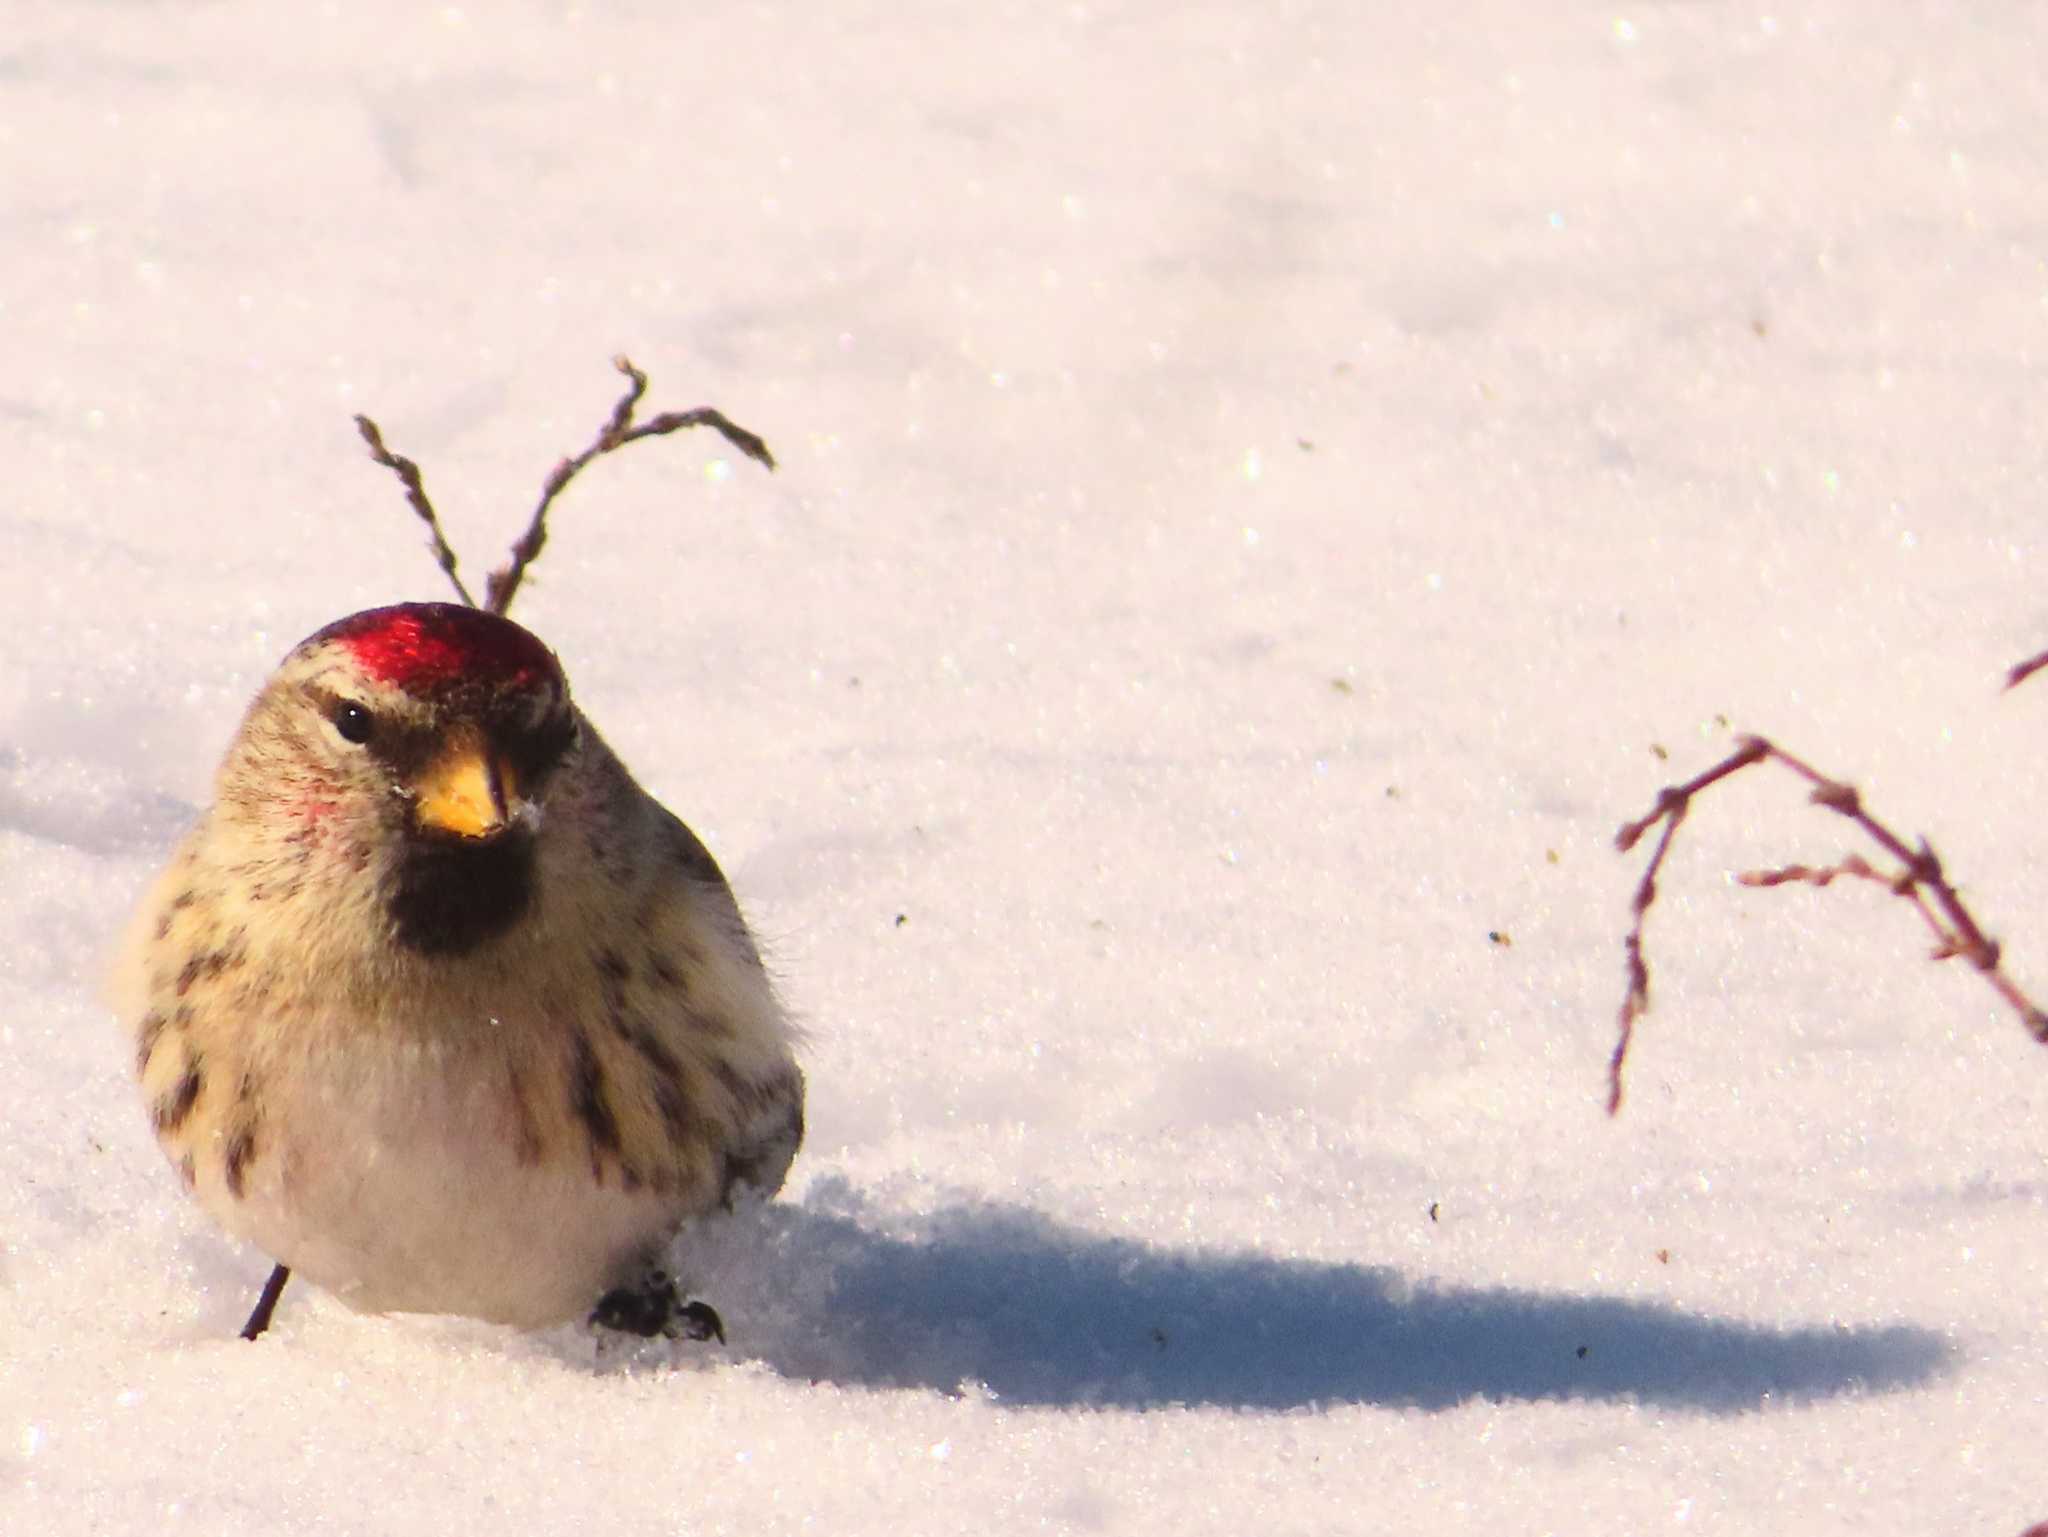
[{"x1": 590, "y1": 1269, "x2": 725, "y2": 1344}]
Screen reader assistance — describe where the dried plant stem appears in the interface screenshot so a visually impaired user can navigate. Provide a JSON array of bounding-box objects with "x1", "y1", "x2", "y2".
[
  {"x1": 1610, "y1": 734, "x2": 2048, "y2": 1115},
  {"x1": 354, "y1": 415, "x2": 478, "y2": 608},
  {"x1": 2006, "y1": 646, "x2": 2048, "y2": 692},
  {"x1": 354, "y1": 356, "x2": 776, "y2": 618},
  {"x1": 483, "y1": 356, "x2": 776, "y2": 617}
]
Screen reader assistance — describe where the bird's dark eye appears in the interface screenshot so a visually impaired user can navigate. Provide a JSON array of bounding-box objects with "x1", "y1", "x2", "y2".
[{"x1": 331, "y1": 701, "x2": 376, "y2": 745}]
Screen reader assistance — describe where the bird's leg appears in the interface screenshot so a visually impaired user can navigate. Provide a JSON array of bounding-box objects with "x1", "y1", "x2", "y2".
[
  {"x1": 590, "y1": 1268, "x2": 725, "y2": 1344},
  {"x1": 240, "y1": 1264, "x2": 292, "y2": 1340}
]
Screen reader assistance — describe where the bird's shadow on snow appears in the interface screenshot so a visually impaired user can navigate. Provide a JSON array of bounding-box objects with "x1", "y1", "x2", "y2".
[{"x1": 683, "y1": 1182, "x2": 1950, "y2": 1413}]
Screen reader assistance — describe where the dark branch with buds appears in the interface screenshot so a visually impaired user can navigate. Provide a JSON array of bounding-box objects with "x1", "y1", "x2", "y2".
[{"x1": 1610, "y1": 732, "x2": 2048, "y2": 1116}]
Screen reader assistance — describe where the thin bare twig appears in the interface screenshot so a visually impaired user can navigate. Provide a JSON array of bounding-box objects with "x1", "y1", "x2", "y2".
[
  {"x1": 1736, "y1": 853, "x2": 1956, "y2": 951},
  {"x1": 1609, "y1": 736, "x2": 1767, "y2": 1114},
  {"x1": 2007, "y1": 646, "x2": 2048, "y2": 692},
  {"x1": 482, "y1": 355, "x2": 776, "y2": 616},
  {"x1": 1610, "y1": 733, "x2": 2048, "y2": 1115},
  {"x1": 354, "y1": 414, "x2": 477, "y2": 608}
]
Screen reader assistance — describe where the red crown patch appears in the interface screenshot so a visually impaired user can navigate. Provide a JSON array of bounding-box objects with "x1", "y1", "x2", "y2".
[{"x1": 312, "y1": 604, "x2": 561, "y2": 694}]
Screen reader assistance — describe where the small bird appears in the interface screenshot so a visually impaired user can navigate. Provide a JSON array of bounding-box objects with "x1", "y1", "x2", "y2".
[{"x1": 111, "y1": 602, "x2": 804, "y2": 1341}]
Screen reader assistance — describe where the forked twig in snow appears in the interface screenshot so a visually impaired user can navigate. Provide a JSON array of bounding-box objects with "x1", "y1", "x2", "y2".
[
  {"x1": 354, "y1": 355, "x2": 776, "y2": 618},
  {"x1": 1609, "y1": 733, "x2": 2048, "y2": 1115}
]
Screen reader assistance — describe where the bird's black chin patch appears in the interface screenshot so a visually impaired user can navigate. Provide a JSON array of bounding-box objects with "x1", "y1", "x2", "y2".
[{"x1": 387, "y1": 826, "x2": 537, "y2": 956}]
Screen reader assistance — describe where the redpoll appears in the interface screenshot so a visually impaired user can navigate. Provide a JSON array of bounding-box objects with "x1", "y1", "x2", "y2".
[{"x1": 112, "y1": 603, "x2": 804, "y2": 1341}]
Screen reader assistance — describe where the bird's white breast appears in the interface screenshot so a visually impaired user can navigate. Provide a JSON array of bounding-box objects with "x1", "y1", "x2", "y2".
[{"x1": 205, "y1": 1033, "x2": 684, "y2": 1329}]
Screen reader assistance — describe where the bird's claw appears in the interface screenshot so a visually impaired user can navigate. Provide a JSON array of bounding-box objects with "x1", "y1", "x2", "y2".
[
  {"x1": 672, "y1": 1299, "x2": 726, "y2": 1344},
  {"x1": 590, "y1": 1269, "x2": 725, "y2": 1345}
]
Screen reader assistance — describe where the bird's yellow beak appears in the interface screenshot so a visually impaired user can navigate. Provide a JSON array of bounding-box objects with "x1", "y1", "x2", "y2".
[{"x1": 414, "y1": 728, "x2": 520, "y2": 839}]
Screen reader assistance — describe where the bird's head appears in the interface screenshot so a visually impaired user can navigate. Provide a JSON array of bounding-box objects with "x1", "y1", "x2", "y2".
[{"x1": 226, "y1": 603, "x2": 583, "y2": 956}]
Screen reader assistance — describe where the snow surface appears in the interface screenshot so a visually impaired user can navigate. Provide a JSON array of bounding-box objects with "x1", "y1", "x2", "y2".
[{"x1": 6, "y1": 1, "x2": 2048, "y2": 1531}]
